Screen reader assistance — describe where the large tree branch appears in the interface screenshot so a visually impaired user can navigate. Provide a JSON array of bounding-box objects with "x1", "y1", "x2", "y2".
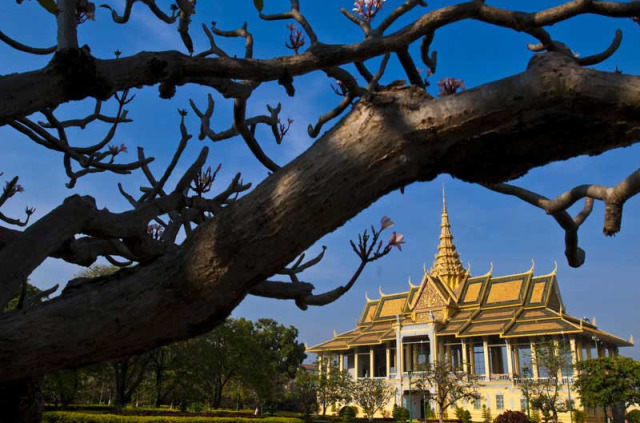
[
  {"x1": 2, "y1": 0, "x2": 639, "y2": 124},
  {"x1": 1, "y1": 53, "x2": 640, "y2": 381}
]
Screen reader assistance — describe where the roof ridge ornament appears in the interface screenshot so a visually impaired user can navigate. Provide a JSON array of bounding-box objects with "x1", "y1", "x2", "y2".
[
  {"x1": 481, "y1": 262, "x2": 494, "y2": 278},
  {"x1": 528, "y1": 259, "x2": 535, "y2": 274},
  {"x1": 379, "y1": 285, "x2": 385, "y2": 297},
  {"x1": 408, "y1": 277, "x2": 418, "y2": 289},
  {"x1": 365, "y1": 291, "x2": 372, "y2": 302},
  {"x1": 551, "y1": 260, "x2": 558, "y2": 276}
]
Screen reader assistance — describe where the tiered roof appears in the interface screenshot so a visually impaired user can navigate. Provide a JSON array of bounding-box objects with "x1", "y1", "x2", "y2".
[{"x1": 307, "y1": 194, "x2": 632, "y2": 353}]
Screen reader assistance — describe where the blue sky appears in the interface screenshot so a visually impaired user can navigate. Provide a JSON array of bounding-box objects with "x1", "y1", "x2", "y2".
[{"x1": 1, "y1": 0, "x2": 639, "y2": 359}]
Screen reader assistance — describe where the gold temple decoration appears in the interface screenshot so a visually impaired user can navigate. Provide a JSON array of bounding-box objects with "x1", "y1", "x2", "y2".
[{"x1": 428, "y1": 187, "x2": 468, "y2": 291}]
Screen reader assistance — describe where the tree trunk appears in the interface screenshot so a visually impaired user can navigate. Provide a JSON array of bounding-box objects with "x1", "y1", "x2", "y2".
[
  {"x1": 439, "y1": 408, "x2": 445, "y2": 423},
  {"x1": 2, "y1": 54, "x2": 640, "y2": 382},
  {"x1": 0, "y1": 378, "x2": 43, "y2": 423},
  {"x1": 154, "y1": 366, "x2": 163, "y2": 408},
  {"x1": 611, "y1": 403, "x2": 625, "y2": 423}
]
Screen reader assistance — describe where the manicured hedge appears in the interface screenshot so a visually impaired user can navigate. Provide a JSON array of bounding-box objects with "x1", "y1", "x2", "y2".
[{"x1": 43, "y1": 412, "x2": 303, "y2": 423}]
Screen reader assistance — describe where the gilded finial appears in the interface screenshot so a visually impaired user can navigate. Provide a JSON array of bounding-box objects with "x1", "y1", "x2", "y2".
[
  {"x1": 442, "y1": 184, "x2": 446, "y2": 212},
  {"x1": 423, "y1": 263, "x2": 427, "y2": 273},
  {"x1": 551, "y1": 261, "x2": 558, "y2": 275},
  {"x1": 630, "y1": 334, "x2": 634, "y2": 345},
  {"x1": 592, "y1": 316, "x2": 597, "y2": 326},
  {"x1": 304, "y1": 342, "x2": 309, "y2": 349},
  {"x1": 333, "y1": 330, "x2": 338, "y2": 338},
  {"x1": 365, "y1": 291, "x2": 371, "y2": 302},
  {"x1": 379, "y1": 285, "x2": 385, "y2": 297},
  {"x1": 429, "y1": 187, "x2": 467, "y2": 291}
]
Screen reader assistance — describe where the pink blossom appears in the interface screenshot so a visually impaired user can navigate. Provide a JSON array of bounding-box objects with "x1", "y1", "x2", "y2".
[
  {"x1": 380, "y1": 216, "x2": 394, "y2": 230},
  {"x1": 437, "y1": 77, "x2": 465, "y2": 96},
  {"x1": 353, "y1": 0, "x2": 386, "y2": 22},
  {"x1": 387, "y1": 231, "x2": 405, "y2": 251},
  {"x1": 285, "y1": 24, "x2": 305, "y2": 55}
]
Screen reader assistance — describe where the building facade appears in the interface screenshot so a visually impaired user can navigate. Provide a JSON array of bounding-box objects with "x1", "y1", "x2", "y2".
[{"x1": 307, "y1": 194, "x2": 633, "y2": 421}]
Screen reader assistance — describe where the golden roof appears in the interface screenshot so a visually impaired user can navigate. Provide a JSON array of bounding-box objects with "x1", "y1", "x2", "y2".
[{"x1": 306, "y1": 195, "x2": 632, "y2": 353}]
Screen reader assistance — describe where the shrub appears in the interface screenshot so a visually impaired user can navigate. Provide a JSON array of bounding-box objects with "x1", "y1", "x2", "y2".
[
  {"x1": 392, "y1": 405, "x2": 410, "y2": 422},
  {"x1": 340, "y1": 406, "x2": 357, "y2": 423},
  {"x1": 572, "y1": 410, "x2": 586, "y2": 423},
  {"x1": 463, "y1": 411, "x2": 472, "y2": 423},
  {"x1": 627, "y1": 410, "x2": 640, "y2": 423},
  {"x1": 482, "y1": 405, "x2": 492, "y2": 423},
  {"x1": 493, "y1": 410, "x2": 528, "y2": 423},
  {"x1": 455, "y1": 407, "x2": 466, "y2": 422},
  {"x1": 43, "y1": 412, "x2": 304, "y2": 423},
  {"x1": 425, "y1": 403, "x2": 436, "y2": 419}
]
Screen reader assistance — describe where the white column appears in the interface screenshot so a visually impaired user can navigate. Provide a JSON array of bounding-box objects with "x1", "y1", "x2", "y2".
[
  {"x1": 396, "y1": 323, "x2": 403, "y2": 376},
  {"x1": 569, "y1": 338, "x2": 578, "y2": 378},
  {"x1": 462, "y1": 340, "x2": 469, "y2": 374},
  {"x1": 429, "y1": 330, "x2": 437, "y2": 364},
  {"x1": 339, "y1": 354, "x2": 344, "y2": 372},
  {"x1": 530, "y1": 341, "x2": 539, "y2": 379},
  {"x1": 483, "y1": 338, "x2": 491, "y2": 381},
  {"x1": 370, "y1": 346, "x2": 375, "y2": 379},
  {"x1": 318, "y1": 353, "x2": 323, "y2": 376},
  {"x1": 354, "y1": 350, "x2": 359, "y2": 379},
  {"x1": 506, "y1": 340, "x2": 514, "y2": 379},
  {"x1": 386, "y1": 345, "x2": 391, "y2": 378}
]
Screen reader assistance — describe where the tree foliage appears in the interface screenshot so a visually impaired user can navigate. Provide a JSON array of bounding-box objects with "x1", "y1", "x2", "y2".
[
  {"x1": 350, "y1": 378, "x2": 395, "y2": 422},
  {"x1": 520, "y1": 340, "x2": 573, "y2": 423},
  {"x1": 574, "y1": 357, "x2": 640, "y2": 411},
  {"x1": 415, "y1": 360, "x2": 480, "y2": 423}
]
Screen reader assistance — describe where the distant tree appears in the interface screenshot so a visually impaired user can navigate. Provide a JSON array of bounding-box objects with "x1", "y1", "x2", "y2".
[
  {"x1": 41, "y1": 369, "x2": 80, "y2": 409},
  {"x1": 316, "y1": 359, "x2": 353, "y2": 417},
  {"x1": 290, "y1": 370, "x2": 319, "y2": 422},
  {"x1": 254, "y1": 319, "x2": 307, "y2": 378},
  {"x1": 149, "y1": 344, "x2": 189, "y2": 408},
  {"x1": 112, "y1": 353, "x2": 153, "y2": 410},
  {"x1": 351, "y1": 378, "x2": 394, "y2": 422},
  {"x1": 186, "y1": 318, "x2": 259, "y2": 409},
  {"x1": 528, "y1": 340, "x2": 573, "y2": 423},
  {"x1": 417, "y1": 360, "x2": 480, "y2": 423},
  {"x1": 574, "y1": 356, "x2": 640, "y2": 423}
]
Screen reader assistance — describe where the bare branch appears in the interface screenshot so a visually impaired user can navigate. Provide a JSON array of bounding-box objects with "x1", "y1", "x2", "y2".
[
  {"x1": 259, "y1": 0, "x2": 319, "y2": 46},
  {"x1": 377, "y1": 0, "x2": 427, "y2": 35},
  {"x1": 0, "y1": 30, "x2": 55, "y2": 55},
  {"x1": 577, "y1": 29, "x2": 623, "y2": 66},
  {"x1": 233, "y1": 98, "x2": 280, "y2": 172},
  {"x1": 396, "y1": 47, "x2": 426, "y2": 88},
  {"x1": 484, "y1": 183, "x2": 593, "y2": 268}
]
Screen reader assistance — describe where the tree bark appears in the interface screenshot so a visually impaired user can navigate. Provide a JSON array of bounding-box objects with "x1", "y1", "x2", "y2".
[
  {"x1": 0, "y1": 378, "x2": 43, "y2": 423},
  {"x1": 1, "y1": 53, "x2": 640, "y2": 382}
]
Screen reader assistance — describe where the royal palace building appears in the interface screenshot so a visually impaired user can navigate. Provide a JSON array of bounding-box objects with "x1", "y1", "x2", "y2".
[{"x1": 307, "y1": 194, "x2": 633, "y2": 421}]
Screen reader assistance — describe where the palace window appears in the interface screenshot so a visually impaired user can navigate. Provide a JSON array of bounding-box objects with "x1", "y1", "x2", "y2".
[
  {"x1": 489, "y1": 344, "x2": 507, "y2": 375},
  {"x1": 517, "y1": 345, "x2": 532, "y2": 377},
  {"x1": 496, "y1": 395, "x2": 504, "y2": 410},
  {"x1": 473, "y1": 344, "x2": 485, "y2": 375},
  {"x1": 474, "y1": 399, "x2": 482, "y2": 410},
  {"x1": 520, "y1": 397, "x2": 528, "y2": 411}
]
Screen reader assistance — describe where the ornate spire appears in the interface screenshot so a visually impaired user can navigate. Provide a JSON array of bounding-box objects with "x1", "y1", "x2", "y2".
[{"x1": 429, "y1": 186, "x2": 468, "y2": 291}]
